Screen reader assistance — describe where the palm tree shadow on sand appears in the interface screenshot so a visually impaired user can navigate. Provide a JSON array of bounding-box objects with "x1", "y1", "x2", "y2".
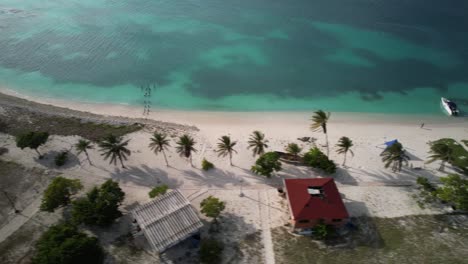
[{"x1": 110, "y1": 164, "x2": 183, "y2": 189}]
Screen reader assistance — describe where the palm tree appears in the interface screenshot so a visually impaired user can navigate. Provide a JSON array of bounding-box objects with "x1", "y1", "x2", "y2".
[
  {"x1": 216, "y1": 135, "x2": 238, "y2": 166},
  {"x1": 285, "y1": 143, "x2": 302, "y2": 159},
  {"x1": 310, "y1": 110, "x2": 331, "y2": 156},
  {"x1": 426, "y1": 142, "x2": 453, "y2": 171},
  {"x1": 247, "y1": 131, "x2": 269, "y2": 157},
  {"x1": 380, "y1": 142, "x2": 410, "y2": 173},
  {"x1": 75, "y1": 139, "x2": 94, "y2": 165},
  {"x1": 149, "y1": 132, "x2": 171, "y2": 166},
  {"x1": 336, "y1": 136, "x2": 354, "y2": 166},
  {"x1": 176, "y1": 134, "x2": 197, "y2": 167},
  {"x1": 98, "y1": 134, "x2": 131, "y2": 169}
]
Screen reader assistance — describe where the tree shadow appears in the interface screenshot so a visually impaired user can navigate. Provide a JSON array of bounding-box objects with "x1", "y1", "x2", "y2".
[
  {"x1": 33, "y1": 150, "x2": 80, "y2": 170},
  {"x1": 110, "y1": 164, "x2": 183, "y2": 189},
  {"x1": 181, "y1": 168, "x2": 247, "y2": 188}
]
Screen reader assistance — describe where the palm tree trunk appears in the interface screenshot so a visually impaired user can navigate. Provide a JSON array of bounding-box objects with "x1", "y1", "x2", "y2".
[
  {"x1": 85, "y1": 151, "x2": 93, "y2": 166},
  {"x1": 325, "y1": 133, "x2": 329, "y2": 157},
  {"x1": 439, "y1": 161, "x2": 445, "y2": 172},
  {"x1": 35, "y1": 148, "x2": 42, "y2": 158},
  {"x1": 190, "y1": 155, "x2": 193, "y2": 167},
  {"x1": 343, "y1": 152, "x2": 347, "y2": 166},
  {"x1": 229, "y1": 152, "x2": 233, "y2": 166},
  {"x1": 162, "y1": 150, "x2": 169, "y2": 166},
  {"x1": 119, "y1": 156, "x2": 126, "y2": 169}
]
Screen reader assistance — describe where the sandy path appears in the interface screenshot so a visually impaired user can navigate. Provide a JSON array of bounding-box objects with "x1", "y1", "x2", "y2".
[{"x1": 259, "y1": 190, "x2": 275, "y2": 264}]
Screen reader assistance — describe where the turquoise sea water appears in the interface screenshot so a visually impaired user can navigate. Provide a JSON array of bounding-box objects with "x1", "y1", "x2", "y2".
[{"x1": 0, "y1": 0, "x2": 468, "y2": 114}]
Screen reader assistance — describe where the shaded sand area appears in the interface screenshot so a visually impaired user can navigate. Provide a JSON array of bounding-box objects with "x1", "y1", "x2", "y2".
[{"x1": 0, "y1": 90, "x2": 467, "y2": 263}]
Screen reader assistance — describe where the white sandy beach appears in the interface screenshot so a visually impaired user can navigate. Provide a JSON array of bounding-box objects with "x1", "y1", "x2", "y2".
[{"x1": 1, "y1": 88, "x2": 467, "y2": 262}]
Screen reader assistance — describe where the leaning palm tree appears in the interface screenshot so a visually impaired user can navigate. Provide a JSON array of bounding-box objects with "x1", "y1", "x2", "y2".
[
  {"x1": 98, "y1": 134, "x2": 131, "y2": 169},
  {"x1": 336, "y1": 136, "x2": 354, "y2": 166},
  {"x1": 426, "y1": 142, "x2": 453, "y2": 172},
  {"x1": 285, "y1": 143, "x2": 302, "y2": 159},
  {"x1": 75, "y1": 139, "x2": 94, "y2": 165},
  {"x1": 310, "y1": 110, "x2": 331, "y2": 156},
  {"x1": 380, "y1": 142, "x2": 410, "y2": 173},
  {"x1": 247, "y1": 131, "x2": 269, "y2": 157},
  {"x1": 216, "y1": 135, "x2": 238, "y2": 166},
  {"x1": 149, "y1": 132, "x2": 171, "y2": 166},
  {"x1": 176, "y1": 134, "x2": 197, "y2": 167}
]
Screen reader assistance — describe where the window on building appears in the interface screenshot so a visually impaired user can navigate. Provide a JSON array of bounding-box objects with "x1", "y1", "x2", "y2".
[
  {"x1": 298, "y1": 219, "x2": 309, "y2": 223},
  {"x1": 332, "y1": 219, "x2": 342, "y2": 222}
]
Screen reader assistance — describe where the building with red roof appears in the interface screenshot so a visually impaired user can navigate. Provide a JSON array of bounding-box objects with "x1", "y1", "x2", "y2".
[{"x1": 284, "y1": 178, "x2": 349, "y2": 229}]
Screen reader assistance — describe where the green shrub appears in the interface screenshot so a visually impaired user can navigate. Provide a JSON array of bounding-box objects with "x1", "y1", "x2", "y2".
[
  {"x1": 15, "y1": 131, "x2": 49, "y2": 158},
  {"x1": 200, "y1": 196, "x2": 225, "y2": 221},
  {"x1": 251, "y1": 152, "x2": 282, "y2": 177},
  {"x1": 149, "y1": 184, "x2": 169, "y2": 198},
  {"x1": 40, "y1": 177, "x2": 83, "y2": 212},
  {"x1": 32, "y1": 223, "x2": 104, "y2": 264},
  {"x1": 71, "y1": 180, "x2": 125, "y2": 227},
  {"x1": 202, "y1": 158, "x2": 215, "y2": 171},
  {"x1": 312, "y1": 223, "x2": 334, "y2": 240},
  {"x1": 55, "y1": 151, "x2": 69, "y2": 167},
  {"x1": 303, "y1": 147, "x2": 337, "y2": 174},
  {"x1": 436, "y1": 174, "x2": 468, "y2": 211},
  {"x1": 199, "y1": 238, "x2": 224, "y2": 264}
]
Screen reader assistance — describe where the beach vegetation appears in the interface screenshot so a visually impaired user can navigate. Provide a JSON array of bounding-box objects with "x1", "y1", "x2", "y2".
[
  {"x1": 251, "y1": 152, "x2": 282, "y2": 177},
  {"x1": 303, "y1": 147, "x2": 337, "y2": 174},
  {"x1": 32, "y1": 222, "x2": 104, "y2": 264},
  {"x1": 310, "y1": 110, "x2": 331, "y2": 156},
  {"x1": 312, "y1": 223, "x2": 334, "y2": 240},
  {"x1": 247, "y1": 130, "x2": 269, "y2": 157},
  {"x1": 15, "y1": 131, "x2": 49, "y2": 158},
  {"x1": 414, "y1": 174, "x2": 468, "y2": 211},
  {"x1": 199, "y1": 238, "x2": 224, "y2": 264},
  {"x1": 54, "y1": 150, "x2": 69, "y2": 167},
  {"x1": 40, "y1": 177, "x2": 83, "y2": 212},
  {"x1": 426, "y1": 141, "x2": 454, "y2": 171},
  {"x1": 71, "y1": 180, "x2": 125, "y2": 227},
  {"x1": 427, "y1": 139, "x2": 467, "y2": 174},
  {"x1": 215, "y1": 135, "x2": 238, "y2": 166},
  {"x1": 436, "y1": 174, "x2": 468, "y2": 211},
  {"x1": 336, "y1": 136, "x2": 354, "y2": 166},
  {"x1": 98, "y1": 134, "x2": 131, "y2": 169},
  {"x1": 149, "y1": 132, "x2": 171, "y2": 166},
  {"x1": 285, "y1": 143, "x2": 302, "y2": 159},
  {"x1": 176, "y1": 134, "x2": 197, "y2": 167},
  {"x1": 148, "y1": 184, "x2": 169, "y2": 198},
  {"x1": 75, "y1": 139, "x2": 94, "y2": 165},
  {"x1": 380, "y1": 142, "x2": 409, "y2": 173},
  {"x1": 200, "y1": 196, "x2": 225, "y2": 222},
  {"x1": 202, "y1": 158, "x2": 215, "y2": 171}
]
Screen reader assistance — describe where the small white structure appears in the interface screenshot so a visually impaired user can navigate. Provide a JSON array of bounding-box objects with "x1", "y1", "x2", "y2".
[{"x1": 132, "y1": 190, "x2": 203, "y2": 252}]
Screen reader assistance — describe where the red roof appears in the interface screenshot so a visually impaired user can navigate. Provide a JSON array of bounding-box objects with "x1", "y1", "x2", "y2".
[{"x1": 284, "y1": 178, "x2": 349, "y2": 220}]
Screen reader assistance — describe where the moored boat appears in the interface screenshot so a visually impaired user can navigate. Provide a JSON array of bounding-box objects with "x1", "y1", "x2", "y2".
[{"x1": 441, "y1": 97, "x2": 459, "y2": 116}]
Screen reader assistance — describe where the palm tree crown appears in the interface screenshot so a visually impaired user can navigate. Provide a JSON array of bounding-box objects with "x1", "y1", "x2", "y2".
[
  {"x1": 75, "y1": 139, "x2": 94, "y2": 165},
  {"x1": 216, "y1": 135, "x2": 238, "y2": 165},
  {"x1": 336, "y1": 136, "x2": 354, "y2": 166},
  {"x1": 247, "y1": 131, "x2": 269, "y2": 157},
  {"x1": 98, "y1": 134, "x2": 131, "y2": 168},
  {"x1": 380, "y1": 142, "x2": 409, "y2": 173},
  {"x1": 285, "y1": 143, "x2": 302, "y2": 159},
  {"x1": 149, "y1": 132, "x2": 171, "y2": 166},
  {"x1": 176, "y1": 134, "x2": 197, "y2": 166},
  {"x1": 426, "y1": 142, "x2": 453, "y2": 171},
  {"x1": 311, "y1": 110, "x2": 331, "y2": 156}
]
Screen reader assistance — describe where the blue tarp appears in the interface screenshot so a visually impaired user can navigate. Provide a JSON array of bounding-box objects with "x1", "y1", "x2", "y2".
[{"x1": 384, "y1": 139, "x2": 398, "y2": 147}]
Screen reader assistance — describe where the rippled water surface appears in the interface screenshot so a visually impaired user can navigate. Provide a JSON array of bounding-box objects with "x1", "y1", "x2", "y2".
[{"x1": 0, "y1": 0, "x2": 468, "y2": 113}]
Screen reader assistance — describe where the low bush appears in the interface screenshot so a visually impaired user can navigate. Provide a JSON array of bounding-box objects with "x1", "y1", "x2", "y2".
[
  {"x1": 251, "y1": 152, "x2": 282, "y2": 177},
  {"x1": 202, "y1": 158, "x2": 215, "y2": 171},
  {"x1": 149, "y1": 184, "x2": 169, "y2": 198},
  {"x1": 303, "y1": 147, "x2": 337, "y2": 174},
  {"x1": 199, "y1": 238, "x2": 224, "y2": 264},
  {"x1": 55, "y1": 151, "x2": 69, "y2": 167}
]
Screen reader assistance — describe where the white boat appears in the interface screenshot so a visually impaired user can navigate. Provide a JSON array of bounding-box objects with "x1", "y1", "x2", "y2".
[{"x1": 441, "y1": 97, "x2": 459, "y2": 116}]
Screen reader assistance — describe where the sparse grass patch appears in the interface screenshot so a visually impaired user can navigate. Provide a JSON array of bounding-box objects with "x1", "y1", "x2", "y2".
[{"x1": 272, "y1": 215, "x2": 468, "y2": 264}]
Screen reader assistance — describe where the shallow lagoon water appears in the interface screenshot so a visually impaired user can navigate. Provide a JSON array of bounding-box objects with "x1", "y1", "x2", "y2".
[{"x1": 0, "y1": 0, "x2": 468, "y2": 113}]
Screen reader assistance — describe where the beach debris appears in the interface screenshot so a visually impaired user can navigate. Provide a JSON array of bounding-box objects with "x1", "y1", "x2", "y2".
[{"x1": 297, "y1": 137, "x2": 316, "y2": 143}]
